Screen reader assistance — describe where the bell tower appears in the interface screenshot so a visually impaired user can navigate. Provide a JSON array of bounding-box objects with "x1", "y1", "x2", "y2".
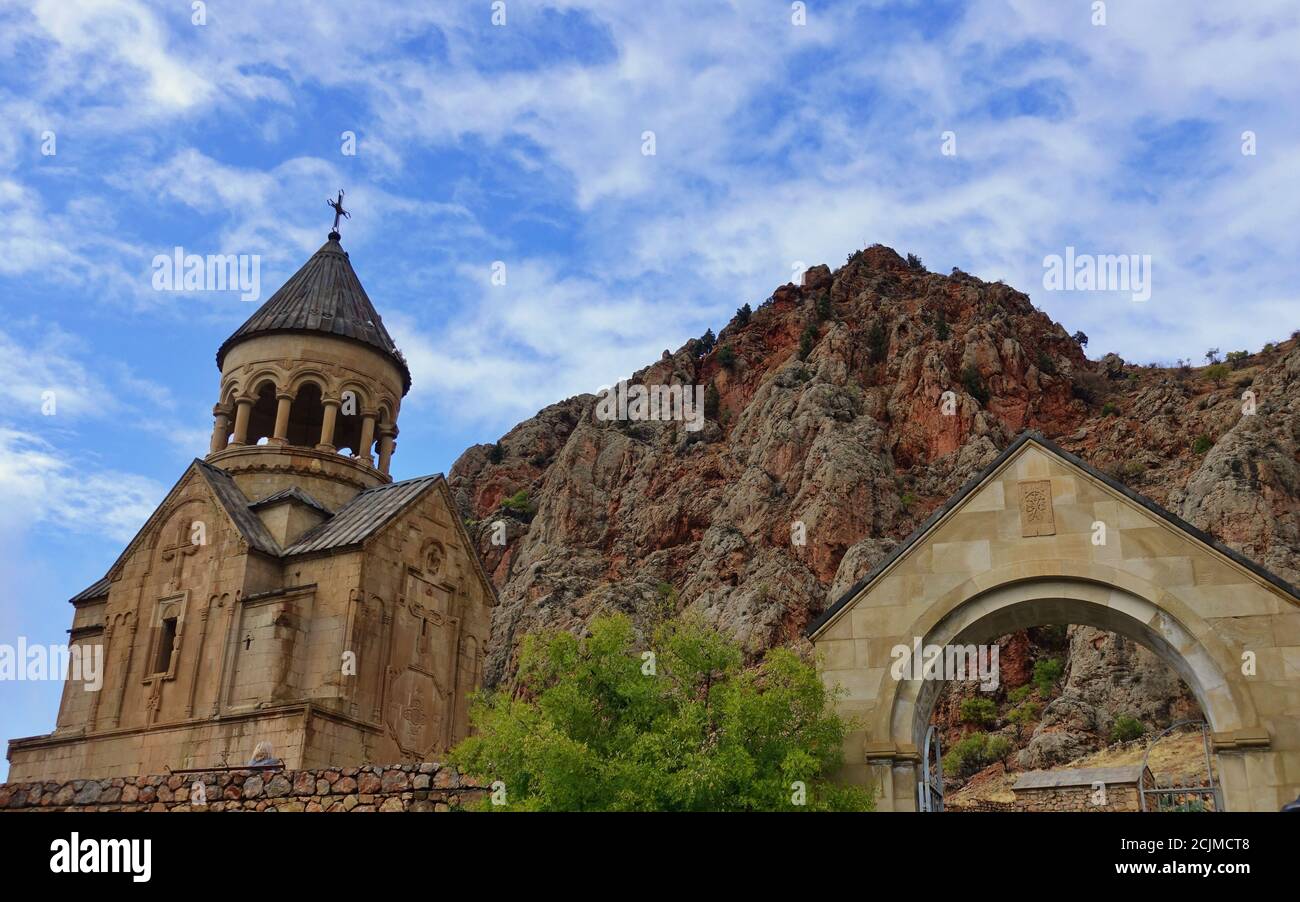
[{"x1": 206, "y1": 225, "x2": 411, "y2": 510}]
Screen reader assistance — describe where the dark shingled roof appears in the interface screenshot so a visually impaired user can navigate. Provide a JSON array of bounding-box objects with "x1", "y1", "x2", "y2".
[
  {"x1": 282, "y1": 474, "x2": 442, "y2": 555},
  {"x1": 806, "y1": 430, "x2": 1300, "y2": 638},
  {"x1": 195, "y1": 461, "x2": 283, "y2": 557},
  {"x1": 69, "y1": 576, "x2": 111, "y2": 603},
  {"x1": 248, "y1": 486, "x2": 333, "y2": 517},
  {"x1": 215, "y1": 235, "x2": 411, "y2": 393}
]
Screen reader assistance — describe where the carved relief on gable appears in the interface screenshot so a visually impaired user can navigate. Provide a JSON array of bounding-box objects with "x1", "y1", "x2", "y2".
[
  {"x1": 1018, "y1": 479, "x2": 1056, "y2": 537},
  {"x1": 149, "y1": 499, "x2": 216, "y2": 596},
  {"x1": 383, "y1": 569, "x2": 462, "y2": 758}
]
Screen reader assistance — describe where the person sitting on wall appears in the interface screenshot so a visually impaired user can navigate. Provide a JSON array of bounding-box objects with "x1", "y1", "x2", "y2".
[{"x1": 248, "y1": 741, "x2": 283, "y2": 768}]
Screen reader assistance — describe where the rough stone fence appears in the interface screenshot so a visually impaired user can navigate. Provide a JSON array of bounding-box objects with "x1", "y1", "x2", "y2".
[{"x1": 0, "y1": 763, "x2": 485, "y2": 812}]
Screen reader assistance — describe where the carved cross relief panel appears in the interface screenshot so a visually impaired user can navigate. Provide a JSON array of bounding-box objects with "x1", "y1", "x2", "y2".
[
  {"x1": 384, "y1": 569, "x2": 461, "y2": 757},
  {"x1": 1018, "y1": 479, "x2": 1056, "y2": 537}
]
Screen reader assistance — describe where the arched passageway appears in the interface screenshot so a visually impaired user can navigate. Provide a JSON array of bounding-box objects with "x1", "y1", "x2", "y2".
[{"x1": 810, "y1": 433, "x2": 1298, "y2": 812}]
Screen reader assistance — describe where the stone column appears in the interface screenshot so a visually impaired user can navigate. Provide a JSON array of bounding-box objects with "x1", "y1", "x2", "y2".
[
  {"x1": 209, "y1": 406, "x2": 232, "y2": 454},
  {"x1": 316, "y1": 397, "x2": 340, "y2": 452},
  {"x1": 377, "y1": 426, "x2": 397, "y2": 475},
  {"x1": 357, "y1": 410, "x2": 377, "y2": 466},
  {"x1": 230, "y1": 397, "x2": 253, "y2": 446},
  {"x1": 271, "y1": 392, "x2": 293, "y2": 445}
]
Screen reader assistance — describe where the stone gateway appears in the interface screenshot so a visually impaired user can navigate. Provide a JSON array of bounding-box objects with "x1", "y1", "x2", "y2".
[{"x1": 809, "y1": 433, "x2": 1300, "y2": 812}]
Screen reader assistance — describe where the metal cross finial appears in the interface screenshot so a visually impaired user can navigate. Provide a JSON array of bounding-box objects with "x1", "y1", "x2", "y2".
[{"x1": 327, "y1": 189, "x2": 351, "y2": 235}]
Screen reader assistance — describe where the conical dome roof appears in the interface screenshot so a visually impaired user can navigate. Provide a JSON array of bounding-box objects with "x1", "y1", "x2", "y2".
[{"x1": 216, "y1": 234, "x2": 411, "y2": 393}]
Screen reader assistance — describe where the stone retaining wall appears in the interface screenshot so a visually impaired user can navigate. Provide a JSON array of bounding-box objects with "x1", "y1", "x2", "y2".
[{"x1": 0, "y1": 763, "x2": 485, "y2": 812}]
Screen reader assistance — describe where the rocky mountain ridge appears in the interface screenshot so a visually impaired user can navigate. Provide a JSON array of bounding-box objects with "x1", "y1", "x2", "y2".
[{"x1": 448, "y1": 244, "x2": 1300, "y2": 764}]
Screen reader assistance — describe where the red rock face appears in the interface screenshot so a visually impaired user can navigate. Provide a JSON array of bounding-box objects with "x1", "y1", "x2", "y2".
[{"x1": 448, "y1": 245, "x2": 1300, "y2": 702}]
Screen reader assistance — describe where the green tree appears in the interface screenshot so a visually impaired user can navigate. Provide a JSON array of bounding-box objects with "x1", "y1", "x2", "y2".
[
  {"x1": 1006, "y1": 699, "x2": 1041, "y2": 740},
  {"x1": 799, "y1": 323, "x2": 819, "y2": 361},
  {"x1": 959, "y1": 696, "x2": 997, "y2": 726},
  {"x1": 735, "y1": 303, "x2": 752, "y2": 326},
  {"x1": 961, "y1": 365, "x2": 990, "y2": 406},
  {"x1": 449, "y1": 613, "x2": 873, "y2": 811},
  {"x1": 1111, "y1": 714, "x2": 1146, "y2": 743},
  {"x1": 943, "y1": 731, "x2": 1011, "y2": 778},
  {"x1": 867, "y1": 320, "x2": 888, "y2": 364},
  {"x1": 1204, "y1": 363, "x2": 1229, "y2": 386},
  {"x1": 718, "y1": 344, "x2": 737, "y2": 369},
  {"x1": 501, "y1": 489, "x2": 537, "y2": 517},
  {"x1": 1032, "y1": 657, "x2": 1064, "y2": 697},
  {"x1": 697, "y1": 328, "x2": 716, "y2": 355}
]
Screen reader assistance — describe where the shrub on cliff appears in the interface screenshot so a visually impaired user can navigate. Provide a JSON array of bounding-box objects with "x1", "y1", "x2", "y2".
[
  {"x1": 449, "y1": 613, "x2": 874, "y2": 811},
  {"x1": 959, "y1": 696, "x2": 997, "y2": 726},
  {"x1": 943, "y1": 732, "x2": 1011, "y2": 778},
  {"x1": 1032, "y1": 657, "x2": 1063, "y2": 696},
  {"x1": 1111, "y1": 714, "x2": 1146, "y2": 743}
]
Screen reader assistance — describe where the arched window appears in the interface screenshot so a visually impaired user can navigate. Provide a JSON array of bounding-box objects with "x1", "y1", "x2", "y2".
[
  {"x1": 286, "y1": 382, "x2": 324, "y2": 447},
  {"x1": 246, "y1": 381, "x2": 277, "y2": 446},
  {"x1": 333, "y1": 387, "x2": 365, "y2": 456}
]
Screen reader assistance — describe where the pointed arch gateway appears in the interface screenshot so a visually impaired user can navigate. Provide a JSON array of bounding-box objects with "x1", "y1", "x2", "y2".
[{"x1": 808, "y1": 432, "x2": 1300, "y2": 812}]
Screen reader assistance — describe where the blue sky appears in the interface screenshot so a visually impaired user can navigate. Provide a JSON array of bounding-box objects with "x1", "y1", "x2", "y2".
[{"x1": 0, "y1": 0, "x2": 1297, "y2": 777}]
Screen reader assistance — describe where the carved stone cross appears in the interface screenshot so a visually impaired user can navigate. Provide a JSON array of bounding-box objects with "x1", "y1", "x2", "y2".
[{"x1": 160, "y1": 522, "x2": 200, "y2": 584}]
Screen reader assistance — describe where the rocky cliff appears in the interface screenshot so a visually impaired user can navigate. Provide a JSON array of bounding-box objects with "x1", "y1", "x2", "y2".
[{"x1": 449, "y1": 244, "x2": 1300, "y2": 761}]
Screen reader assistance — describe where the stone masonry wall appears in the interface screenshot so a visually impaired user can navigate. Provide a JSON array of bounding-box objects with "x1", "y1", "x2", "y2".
[{"x1": 0, "y1": 763, "x2": 485, "y2": 812}]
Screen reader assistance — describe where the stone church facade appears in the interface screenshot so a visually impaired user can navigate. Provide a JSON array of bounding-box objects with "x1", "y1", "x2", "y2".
[{"x1": 6, "y1": 230, "x2": 496, "y2": 782}]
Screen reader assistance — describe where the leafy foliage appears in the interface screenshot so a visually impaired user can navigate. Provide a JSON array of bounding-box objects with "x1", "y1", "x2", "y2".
[
  {"x1": 943, "y1": 731, "x2": 1011, "y2": 779},
  {"x1": 449, "y1": 614, "x2": 874, "y2": 811},
  {"x1": 934, "y1": 308, "x2": 950, "y2": 341},
  {"x1": 799, "y1": 323, "x2": 819, "y2": 361},
  {"x1": 1070, "y1": 371, "x2": 1109, "y2": 405},
  {"x1": 697, "y1": 327, "x2": 717, "y2": 355},
  {"x1": 718, "y1": 344, "x2": 737, "y2": 369},
  {"x1": 961, "y1": 364, "x2": 989, "y2": 406},
  {"x1": 734, "y1": 303, "x2": 752, "y2": 327},
  {"x1": 1192, "y1": 434, "x2": 1213, "y2": 455},
  {"x1": 959, "y1": 696, "x2": 997, "y2": 726},
  {"x1": 1032, "y1": 657, "x2": 1064, "y2": 697},
  {"x1": 1007, "y1": 685, "x2": 1033, "y2": 705},
  {"x1": 501, "y1": 488, "x2": 537, "y2": 517},
  {"x1": 1006, "y1": 699, "x2": 1041, "y2": 739},
  {"x1": 1111, "y1": 714, "x2": 1146, "y2": 743},
  {"x1": 1203, "y1": 363, "x2": 1229, "y2": 386},
  {"x1": 867, "y1": 320, "x2": 888, "y2": 364}
]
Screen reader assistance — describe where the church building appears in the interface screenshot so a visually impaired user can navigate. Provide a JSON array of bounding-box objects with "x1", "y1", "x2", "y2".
[{"x1": 6, "y1": 224, "x2": 496, "y2": 782}]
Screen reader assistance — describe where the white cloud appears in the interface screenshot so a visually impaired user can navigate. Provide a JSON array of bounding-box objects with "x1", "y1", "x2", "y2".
[{"x1": 0, "y1": 426, "x2": 162, "y2": 542}]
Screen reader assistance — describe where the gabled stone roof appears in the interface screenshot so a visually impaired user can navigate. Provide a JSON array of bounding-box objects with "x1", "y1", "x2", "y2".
[
  {"x1": 1014, "y1": 765, "x2": 1151, "y2": 790},
  {"x1": 247, "y1": 486, "x2": 333, "y2": 516},
  {"x1": 806, "y1": 430, "x2": 1300, "y2": 639},
  {"x1": 67, "y1": 465, "x2": 497, "y2": 608},
  {"x1": 68, "y1": 576, "x2": 111, "y2": 604},
  {"x1": 215, "y1": 235, "x2": 411, "y2": 393},
  {"x1": 282, "y1": 474, "x2": 441, "y2": 555},
  {"x1": 195, "y1": 461, "x2": 282, "y2": 557}
]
